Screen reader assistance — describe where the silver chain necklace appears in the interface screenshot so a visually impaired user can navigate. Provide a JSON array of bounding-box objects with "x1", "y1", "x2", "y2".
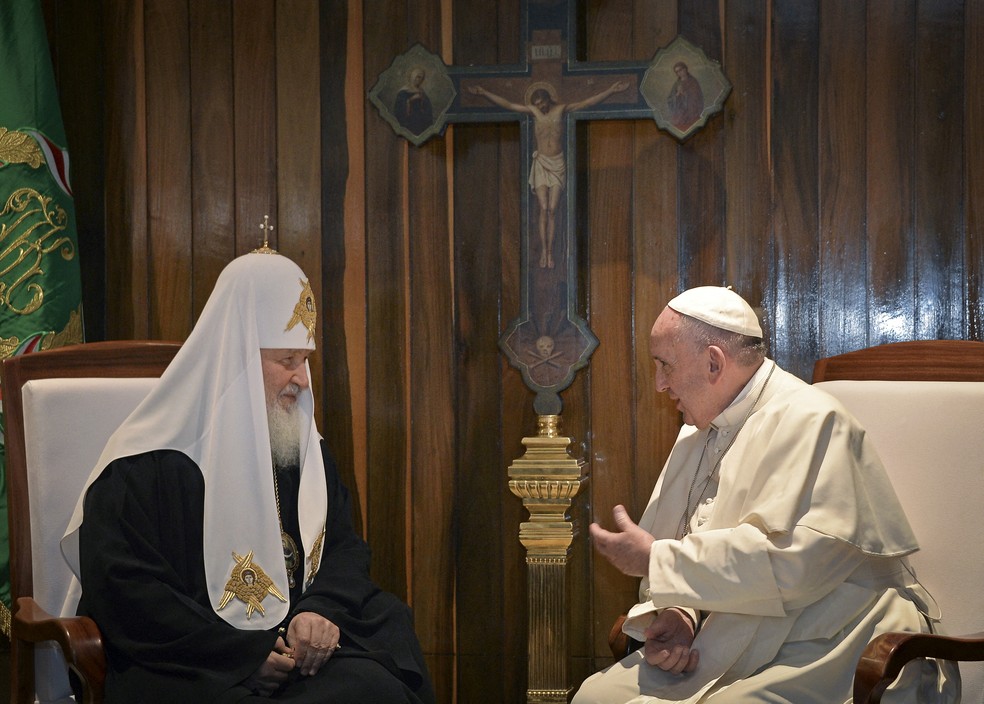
[{"x1": 678, "y1": 362, "x2": 776, "y2": 538}]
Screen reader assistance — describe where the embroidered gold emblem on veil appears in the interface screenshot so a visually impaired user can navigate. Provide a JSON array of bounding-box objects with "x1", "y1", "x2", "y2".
[{"x1": 217, "y1": 551, "x2": 288, "y2": 619}]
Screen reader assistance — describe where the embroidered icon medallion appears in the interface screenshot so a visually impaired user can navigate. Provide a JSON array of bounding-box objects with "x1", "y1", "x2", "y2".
[
  {"x1": 217, "y1": 551, "x2": 287, "y2": 619},
  {"x1": 285, "y1": 278, "x2": 316, "y2": 343}
]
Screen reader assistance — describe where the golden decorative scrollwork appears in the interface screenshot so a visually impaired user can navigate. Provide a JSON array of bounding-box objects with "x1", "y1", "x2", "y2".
[
  {"x1": 0, "y1": 187, "x2": 74, "y2": 316},
  {"x1": 0, "y1": 127, "x2": 44, "y2": 169}
]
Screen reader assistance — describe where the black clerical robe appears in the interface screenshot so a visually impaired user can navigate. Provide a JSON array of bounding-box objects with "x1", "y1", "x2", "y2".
[{"x1": 77, "y1": 446, "x2": 434, "y2": 704}]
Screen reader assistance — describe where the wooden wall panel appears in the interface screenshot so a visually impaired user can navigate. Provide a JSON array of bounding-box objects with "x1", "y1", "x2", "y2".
[
  {"x1": 103, "y1": 0, "x2": 148, "y2": 340},
  {"x1": 362, "y1": 0, "x2": 412, "y2": 605},
  {"x1": 48, "y1": 1, "x2": 984, "y2": 702},
  {"x1": 189, "y1": 1, "x2": 236, "y2": 318},
  {"x1": 770, "y1": 2, "x2": 820, "y2": 380},
  {"x1": 970, "y1": 0, "x2": 984, "y2": 339},
  {"x1": 144, "y1": 0, "x2": 194, "y2": 340},
  {"x1": 320, "y1": 0, "x2": 361, "y2": 536},
  {"x1": 678, "y1": 1, "x2": 729, "y2": 289},
  {"x1": 913, "y1": 0, "x2": 964, "y2": 339},
  {"x1": 403, "y1": 2, "x2": 457, "y2": 697},
  {"x1": 866, "y1": 2, "x2": 916, "y2": 345},
  {"x1": 818, "y1": 0, "x2": 867, "y2": 356},
  {"x1": 232, "y1": 0, "x2": 277, "y2": 254}
]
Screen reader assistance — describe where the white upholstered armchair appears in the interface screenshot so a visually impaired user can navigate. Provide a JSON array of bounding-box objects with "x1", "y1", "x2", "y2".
[{"x1": 2, "y1": 341, "x2": 180, "y2": 704}]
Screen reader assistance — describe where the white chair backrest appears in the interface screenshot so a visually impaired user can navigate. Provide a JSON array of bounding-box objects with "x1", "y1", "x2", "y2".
[
  {"x1": 22, "y1": 376, "x2": 158, "y2": 704},
  {"x1": 815, "y1": 379, "x2": 984, "y2": 701}
]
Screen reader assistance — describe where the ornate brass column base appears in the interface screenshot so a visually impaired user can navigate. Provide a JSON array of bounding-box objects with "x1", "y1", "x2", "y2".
[{"x1": 508, "y1": 414, "x2": 587, "y2": 703}]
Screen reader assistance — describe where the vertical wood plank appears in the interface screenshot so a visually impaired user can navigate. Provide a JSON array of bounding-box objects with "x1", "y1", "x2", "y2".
[
  {"x1": 677, "y1": 0, "x2": 728, "y2": 289},
  {"x1": 723, "y1": 0, "x2": 771, "y2": 339},
  {"x1": 402, "y1": 0, "x2": 457, "y2": 698},
  {"x1": 321, "y1": 0, "x2": 360, "y2": 548},
  {"x1": 770, "y1": 1, "x2": 820, "y2": 379},
  {"x1": 452, "y1": 120, "x2": 512, "y2": 701},
  {"x1": 144, "y1": 0, "x2": 193, "y2": 340},
  {"x1": 189, "y1": 1, "x2": 236, "y2": 318},
  {"x1": 233, "y1": 0, "x2": 276, "y2": 253},
  {"x1": 817, "y1": 0, "x2": 867, "y2": 356},
  {"x1": 866, "y1": 1, "x2": 916, "y2": 344},
  {"x1": 913, "y1": 0, "x2": 964, "y2": 340},
  {"x1": 103, "y1": 0, "x2": 147, "y2": 339},
  {"x1": 362, "y1": 0, "x2": 410, "y2": 603},
  {"x1": 968, "y1": 0, "x2": 984, "y2": 338}
]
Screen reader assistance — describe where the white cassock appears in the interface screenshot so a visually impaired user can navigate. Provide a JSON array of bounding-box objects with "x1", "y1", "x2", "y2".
[{"x1": 574, "y1": 361, "x2": 959, "y2": 704}]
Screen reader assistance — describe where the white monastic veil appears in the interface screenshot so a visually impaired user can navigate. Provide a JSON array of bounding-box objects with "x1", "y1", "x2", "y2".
[{"x1": 60, "y1": 251, "x2": 327, "y2": 629}]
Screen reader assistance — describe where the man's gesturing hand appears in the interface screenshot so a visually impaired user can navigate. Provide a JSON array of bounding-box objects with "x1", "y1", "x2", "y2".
[
  {"x1": 588, "y1": 505, "x2": 656, "y2": 577},
  {"x1": 644, "y1": 608, "x2": 699, "y2": 675}
]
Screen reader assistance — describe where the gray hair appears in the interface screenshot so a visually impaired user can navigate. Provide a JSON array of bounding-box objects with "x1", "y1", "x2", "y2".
[{"x1": 676, "y1": 313, "x2": 766, "y2": 367}]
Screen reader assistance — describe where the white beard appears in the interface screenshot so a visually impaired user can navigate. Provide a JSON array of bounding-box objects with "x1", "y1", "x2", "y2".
[{"x1": 267, "y1": 402, "x2": 300, "y2": 469}]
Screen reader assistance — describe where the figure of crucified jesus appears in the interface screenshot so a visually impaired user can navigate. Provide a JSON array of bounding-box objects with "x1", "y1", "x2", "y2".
[{"x1": 468, "y1": 80, "x2": 629, "y2": 268}]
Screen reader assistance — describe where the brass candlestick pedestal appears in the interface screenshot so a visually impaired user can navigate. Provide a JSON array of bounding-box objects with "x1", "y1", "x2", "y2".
[{"x1": 508, "y1": 414, "x2": 587, "y2": 703}]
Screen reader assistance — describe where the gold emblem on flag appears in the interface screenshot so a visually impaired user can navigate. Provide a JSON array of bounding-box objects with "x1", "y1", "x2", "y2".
[
  {"x1": 217, "y1": 551, "x2": 287, "y2": 619},
  {"x1": 285, "y1": 278, "x2": 316, "y2": 343},
  {"x1": 0, "y1": 187, "x2": 74, "y2": 317},
  {"x1": 0, "y1": 127, "x2": 43, "y2": 169}
]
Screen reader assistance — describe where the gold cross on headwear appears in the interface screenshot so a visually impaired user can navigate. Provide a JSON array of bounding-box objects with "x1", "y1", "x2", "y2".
[{"x1": 253, "y1": 215, "x2": 278, "y2": 254}]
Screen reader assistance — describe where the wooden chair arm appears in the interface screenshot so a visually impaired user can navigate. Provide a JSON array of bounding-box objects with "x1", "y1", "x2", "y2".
[
  {"x1": 854, "y1": 630, "x2": 984, "y2": 704},
  {"x1": 608, "y1": 613, "x2": 644, "y2": 660},
  {"x1": 12, "y1": 596, "x2": 106, "y2": 704}
]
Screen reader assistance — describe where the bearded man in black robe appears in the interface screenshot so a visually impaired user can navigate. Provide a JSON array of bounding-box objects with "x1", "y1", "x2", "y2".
[{"x1": 61, "y1": 250, "x2": 435, "y2": 704}]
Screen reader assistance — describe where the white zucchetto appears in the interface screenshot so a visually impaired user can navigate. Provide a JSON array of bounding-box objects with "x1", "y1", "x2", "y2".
[{"x1": 668, "y1": 286, "x2": 763, "y2": 338}]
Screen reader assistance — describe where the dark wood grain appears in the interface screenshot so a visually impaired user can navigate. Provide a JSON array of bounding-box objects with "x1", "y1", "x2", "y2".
[
  {"x1": 145, "y1": 0, "x2": 193, "y2": 340},
  {"x1": 232, "y1": 0, "x2": 276, "y2": 255},
  {"x1": 770, "y1": 2, "x2": 820, "y2": 380},
  {"x1": 102, "y1": 0, "x2": 147, "y2": 340},
  {"x1": 189, "y1": 1, "x2": 236, "y2": 321},
  {"x1": 913, "y1": 0, "x2": 964, "y2": 340},
  {"x1": 969, "y1": 0, "x2": 984, "y2": 340},
  {"x1": 817, "y1": 0, "x2": 868, "y2": 356},
  {"x1": 363, "y1": 0, "x2": 410, "y2": 604},
  {"x1": 866, "y1": 1, "x2": 916, "y2": 345}
]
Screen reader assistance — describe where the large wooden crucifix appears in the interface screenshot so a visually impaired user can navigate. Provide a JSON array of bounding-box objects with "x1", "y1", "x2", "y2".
[
  {"x1": 370, "y1": 3, "x2": 730, "y2": 701},
  {"x1": 371, "y1": 4, "x2": 729, "y2": 414}
]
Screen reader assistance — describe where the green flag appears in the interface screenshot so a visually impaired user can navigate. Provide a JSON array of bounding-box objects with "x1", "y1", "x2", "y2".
[{"x1": 0, "y1": 0, "x2": 85, "y2": 635}]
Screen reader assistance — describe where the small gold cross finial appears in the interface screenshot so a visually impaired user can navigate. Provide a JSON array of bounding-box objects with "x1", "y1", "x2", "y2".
[{"x1": 253, "y1": 215, "x2": 278, "y2": 254}]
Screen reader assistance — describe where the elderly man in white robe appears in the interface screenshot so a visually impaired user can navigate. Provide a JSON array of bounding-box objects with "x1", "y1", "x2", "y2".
[{"x1": 573, "y1": 286, "x2": 957, "y2": 704}]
